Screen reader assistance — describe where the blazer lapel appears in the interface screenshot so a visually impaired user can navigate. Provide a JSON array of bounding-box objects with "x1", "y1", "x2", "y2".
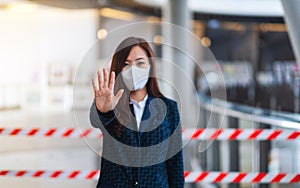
[
  {"x1": 138, "y1": 95, "x2": 153, "y2": 134},
  {"x1": 139, "y1": 96, "x2": 166, "y2": 135}
]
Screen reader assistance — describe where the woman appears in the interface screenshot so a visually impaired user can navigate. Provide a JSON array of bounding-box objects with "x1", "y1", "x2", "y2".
[{"x1": 90, "y1": 37, "x2": 184, "y2": 188}]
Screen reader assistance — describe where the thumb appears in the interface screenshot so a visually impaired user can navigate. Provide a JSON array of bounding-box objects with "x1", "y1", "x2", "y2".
[{"x1": 114, "y1": 89, "x2": 124, "y2": 103}]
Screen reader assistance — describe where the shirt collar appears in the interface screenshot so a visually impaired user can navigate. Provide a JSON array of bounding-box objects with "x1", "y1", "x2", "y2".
[{"x1": 129, "y1": 94, "x2": 148, "y2": 108}]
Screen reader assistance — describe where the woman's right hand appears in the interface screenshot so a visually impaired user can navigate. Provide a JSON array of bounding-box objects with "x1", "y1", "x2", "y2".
[{"x1": 92, "y1": 69, "x2": 124, "y2": 113}]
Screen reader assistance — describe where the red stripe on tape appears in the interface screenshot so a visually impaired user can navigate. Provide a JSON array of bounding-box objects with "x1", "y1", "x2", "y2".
[
  {"x1": 229, "y1": 129, "x2": 243, "y2": 140},
  {"x1": 184, "y1": 171, "x2": 190, "y2": 178},
  {"x1": 10, "y1": 128, "x2": 21, "y2": 136},
  {"x1": 288, "y1": 132, "x2": 300, "y2": 140},
  {"x1": 16, "y1": 170, "x2": 27, "y2": 176},
  {"x1": 290, "y1": 174, "x2": 300, "y2": 183},
  {"x1": 252, "y1": 173, "x2": 267, "y2": 183},
  {"x1": 45, "y1": 129, "x2": 56, "y2": 137},
  {"x1": 28, "y1": 128, "x2": 39, "y2": 136},
  {"x1": 0, "y1": 128, "x2": 4, "y2": 134},
  {"x1": 51, "y1": 171, "x2": 62, "y2": 178},
  {"x1": 33, "y1": 170, "x2": 45, "y2": 177},
  {"x1": 233, "y1": 173, "x2": 247, "y2": 183},
  {"x1": 63, "y1": 129, "x2": 74, "y2": 137},
  {"x1": 69, "y1": 171, "x2": 80, "y2": 179},
  {"x1": 195, "y1": 172, "x2": 209, "y2": 182},
  {"x1": 267, "y1": 130, "x2": 283, "y2": 140},
  {"x1": 86, "y1": 170, "x2": 99, "y2": 179},
  {"x1": 0, "y1": 170, "x2": 9, "y2": 176},
  {"x1": 210, "y1": 129, "x2": 223, "y2": 139},
  {"x1": 271, "y1": 173, "x2": 286, "y2": 183},
  {"x1": 80, "y1": 129, "x2": 92, "y2": 138},
  {"x1": 214, "y1": 172, "x2": 228, "y2": 182},
  {"x1": 191, "y1": 129, "x2": 204, "y2": 139},
  {"x1": 248, "y1": 129, "x2": 263, "y2": 139}
]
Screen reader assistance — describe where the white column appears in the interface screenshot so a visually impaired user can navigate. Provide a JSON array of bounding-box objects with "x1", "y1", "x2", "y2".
[{"x1": 162, "y1": 0, "x2": 196, "y2": 128}]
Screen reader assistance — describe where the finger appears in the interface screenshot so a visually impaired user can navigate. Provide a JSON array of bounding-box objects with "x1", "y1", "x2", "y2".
[
  {"x1": 109, "y1": 71, "x2": 115, "y2": 90},
  {"x1": 103, "y1": 68, "x2": 109, "y2": 88},
  {"x1": 92, "y1": 78, "x2": 98, "y2": 96},
  {"x1": 114, "y1": 89, "x2": 124, "y2": 104},
  {"x1": 97, "y1": 70, "x2": 103, "y2": 92}
]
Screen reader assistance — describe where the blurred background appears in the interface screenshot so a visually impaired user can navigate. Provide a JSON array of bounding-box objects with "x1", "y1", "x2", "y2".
[{"x1": 0, "y1": 0, "x2": 299, "y2": 188}]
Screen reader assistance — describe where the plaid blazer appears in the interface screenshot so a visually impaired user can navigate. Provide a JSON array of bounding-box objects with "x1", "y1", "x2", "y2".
[{"x1": 90, "y1": 95, "x2": 184, "y2": 188}]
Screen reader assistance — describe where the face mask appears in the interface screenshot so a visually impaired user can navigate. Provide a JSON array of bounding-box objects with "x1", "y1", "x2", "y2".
[{"x1": 121, "y1": 65, "x2": 150, "y2": 91}]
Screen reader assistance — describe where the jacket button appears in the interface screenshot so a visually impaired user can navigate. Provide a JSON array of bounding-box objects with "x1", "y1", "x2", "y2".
[{"x1": 134, "y1": 181, "x2": 138, "y2": 186}]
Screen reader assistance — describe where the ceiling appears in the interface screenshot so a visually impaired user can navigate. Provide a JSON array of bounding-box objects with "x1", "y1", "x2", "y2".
[
  {"x1": 0, "y1": 0, "x2": 284, "y2": 17},
  {"x1": 26, "y1": 0, "x2": 102, "y2": 9},
  {"x1": 135, "y1": 0, "x2": 284, "y2": 17}
]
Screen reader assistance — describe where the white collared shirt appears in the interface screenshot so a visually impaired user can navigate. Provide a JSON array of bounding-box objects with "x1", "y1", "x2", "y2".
[{"x1": 129, "y1": 95, "x2": 148, "y2": 130}]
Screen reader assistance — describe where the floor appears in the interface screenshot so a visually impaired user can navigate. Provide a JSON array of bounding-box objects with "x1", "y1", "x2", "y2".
[{"x1": 0, "y1": 110, "x2": 100, "y2": 188}]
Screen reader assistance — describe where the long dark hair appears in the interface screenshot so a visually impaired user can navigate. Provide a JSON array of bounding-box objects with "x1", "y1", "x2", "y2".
[{"x1": 109, "y1": 37, "x2": 163, "y2": 135}]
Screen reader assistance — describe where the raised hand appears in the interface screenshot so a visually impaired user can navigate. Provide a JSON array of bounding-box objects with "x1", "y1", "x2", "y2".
[{"x1": 92, "y1": 69, "x2": 124, "y2": 113}]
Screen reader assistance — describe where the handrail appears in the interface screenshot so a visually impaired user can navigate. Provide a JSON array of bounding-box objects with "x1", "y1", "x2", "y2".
[{"x1": 199, "y1": 92, "x2": 300, "y2": 129}]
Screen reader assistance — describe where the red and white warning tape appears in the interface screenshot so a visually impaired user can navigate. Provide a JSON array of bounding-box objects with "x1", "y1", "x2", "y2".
[
  {"x1": 184, "y1": 171, "x2": 300, "y2": 183},
  {"x1": 0, "y1": 170, "x2": 99, "y2": 180},
  {"x1": 0, "y1": 170, "x2": 299, "y2": 183},
  {"x1": 182, "y1": 128, "x2": 300, "y2": 141},
  {"x1": 0, "y1": 127, "x2": 103, "y2": 138},
  {"x1": 0, "y1": 127, "x2": 299, "y2": 141}
]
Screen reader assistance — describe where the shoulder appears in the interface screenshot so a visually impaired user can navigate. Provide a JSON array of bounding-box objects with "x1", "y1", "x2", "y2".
[
  {"x1": 160, "y1": 96, "x2": 181, "y2": 126},
  {"x1": 148, "y1": 95, "x2": 179, "y2": 114},
  {"x1": 159, "y1": 96, "x2": 180, "y2": 119},
  {"x1": 160, "y1": 96, "x2": 178, "y2": 108}
]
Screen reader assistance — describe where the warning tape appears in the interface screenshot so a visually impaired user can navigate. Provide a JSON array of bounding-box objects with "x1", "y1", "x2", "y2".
[
  {"x1": 0, "y1": 170, "x2": 99, "y2": 180},
  {"x1": 0, "y1": 127, "x2": 299, "y2": 141},
  {"x1": 182, "y1": 128, "x2": 300, "y2": 141},
  {"x1": 0, "y1": 127, "x2": 103, "y2": 138},
  {"x1": 184, "y1": 171, "x2": 300, "y2": 183},
  {"x1": 0, "y1": 170, "x2": 299, "y2": 183}
]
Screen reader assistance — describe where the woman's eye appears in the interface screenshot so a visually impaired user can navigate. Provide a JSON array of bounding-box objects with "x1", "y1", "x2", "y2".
[
  {"x1": 137, "y1": 61, "x2": 145, "y2": 65},
  {"x1": 124, "y1": 62, "x2": 130, "y2": 66}
]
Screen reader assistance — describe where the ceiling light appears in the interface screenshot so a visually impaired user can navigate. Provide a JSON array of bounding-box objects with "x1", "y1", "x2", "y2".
[
  {"x1": 99, "y1": 8, "x2": 135, "y2": 21},
  {"x1": 201, "y1": 37, "x2": 211, "y2": 47},
  {"x1": 6, "y1": 2, "x2": 37, "y2": 12},
  {"x1": 97, "y1": 29, "x2": 108, "y2": 40},
  {"x1": 153, "y1": 35, "x2": 163, "y2": 45}
]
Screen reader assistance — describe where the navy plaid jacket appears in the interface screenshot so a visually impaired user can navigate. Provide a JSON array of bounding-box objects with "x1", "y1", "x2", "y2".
[{"x1": 90, "y1": 95, "x2": 184, "y2": 188}]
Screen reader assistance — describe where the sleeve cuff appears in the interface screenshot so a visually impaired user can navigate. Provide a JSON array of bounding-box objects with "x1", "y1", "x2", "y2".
[{"x1": 97, "y1": 110, "x2": 115, "y2": 119}]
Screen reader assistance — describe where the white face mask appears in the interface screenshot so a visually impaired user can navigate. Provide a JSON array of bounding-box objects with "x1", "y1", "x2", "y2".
[{"x1": 121, "y1": 65, "x2": 150, "y2": 91}]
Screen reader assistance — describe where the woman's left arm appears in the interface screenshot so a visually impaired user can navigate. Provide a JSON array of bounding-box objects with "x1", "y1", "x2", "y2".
[{"x1": 166, "y1": 101, "x2": 184, "y2": 188}]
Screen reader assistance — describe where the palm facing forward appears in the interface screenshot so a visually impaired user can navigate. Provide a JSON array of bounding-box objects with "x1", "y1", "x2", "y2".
[{"x1": 92, "y1": 69, "x2": 124, "y2": 113}]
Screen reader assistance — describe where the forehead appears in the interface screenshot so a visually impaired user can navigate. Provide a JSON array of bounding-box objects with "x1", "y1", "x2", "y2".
[{"x1": 127, "y1": 46, "x2": 148, "y2": 60}]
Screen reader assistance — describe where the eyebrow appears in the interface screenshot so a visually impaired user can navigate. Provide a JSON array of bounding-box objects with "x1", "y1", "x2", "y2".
[{"x1": 125, "y1": 57, "x2": 145, "y2": 62}]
